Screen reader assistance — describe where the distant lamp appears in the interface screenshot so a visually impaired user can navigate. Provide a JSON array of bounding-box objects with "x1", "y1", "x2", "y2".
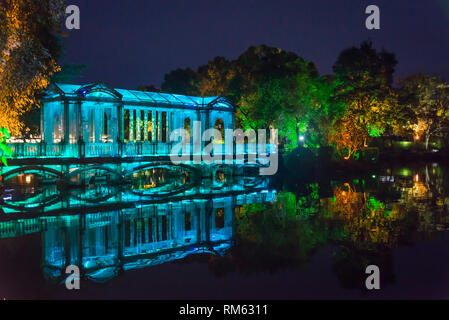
[
  {"x1": 299, "y1": 136, "x2": 305, "y2": 142},
  {"x1": 25, "y1": 175, "x2": 32, "y2": 184},
  {"x1": 81, "y1": 89, "x2": 88, "y2": 95},
  {"x1": 414, "y1": 135, "x2": 420, "y2": 141}
]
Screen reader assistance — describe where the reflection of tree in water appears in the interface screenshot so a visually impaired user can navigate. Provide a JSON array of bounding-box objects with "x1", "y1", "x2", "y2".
[
  {"x1": 132, "y1": 167, "x2": 189, "y2": 191},
  {"x1": 207, "y1": 170, "x2": 449, "y2": 290},
  {"x1": 324, "y1": 183, "x2": 409, "y2": 289},
  {"x1": 328, "y1": 166, "x2": 449, "y2": 289},
  {"x1": 208, "y1": 185, "x2": 337, "y2": 276}
]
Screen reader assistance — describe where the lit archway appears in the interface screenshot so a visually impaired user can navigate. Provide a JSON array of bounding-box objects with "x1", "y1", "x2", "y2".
[
  {"x1": 214, "y1": 118, "x2": 224, "y2": 144},
  {"x1": 184, "y1": 118, "x2": 191, "y2": 140}
]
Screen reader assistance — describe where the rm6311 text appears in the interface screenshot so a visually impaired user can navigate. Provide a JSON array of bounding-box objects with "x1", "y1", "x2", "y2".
[{"x1": 223, "y1": 305, "x2": 268, "y2": 315}]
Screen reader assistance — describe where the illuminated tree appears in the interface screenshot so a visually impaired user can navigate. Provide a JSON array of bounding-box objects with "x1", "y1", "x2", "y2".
[
  {"x1": 398, "y1": 74, "x2": 449, "y2": 149},
  {"x1": 160, "y1": 45, "x2": 321, "y2": 149},
  {"x1": 304, "y1": 76, "x2": 345, "y2": 149},
  {"x1": 0, "y1": 0, "x2": 64, "y2": 136},
  {"x1": 328, "y1": 116, "x2": 366, "y2": 159},
  {"x1": 232, "y1": 46, "x2": 319, "y2": 148},
  {"x1": 0, "y1": 127, "x2": 11, "y2": 169},
  {"x1": 332, "y1": 41, "x2": 398, "y2": 155}
]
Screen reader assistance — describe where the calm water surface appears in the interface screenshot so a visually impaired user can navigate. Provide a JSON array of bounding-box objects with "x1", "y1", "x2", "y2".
[{"x1": 1, "y1": 162, "x2": 449, "y2": 299}]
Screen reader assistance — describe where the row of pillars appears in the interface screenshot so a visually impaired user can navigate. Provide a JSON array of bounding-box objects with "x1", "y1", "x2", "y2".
[{"x1": 126, "y1": 109, "x2": 173, "y2": 143}]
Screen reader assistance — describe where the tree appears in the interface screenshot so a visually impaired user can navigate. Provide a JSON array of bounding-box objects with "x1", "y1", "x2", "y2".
[
  {"x1": 398, "y1": 74, "x2": 449, "y2": 150},
  {"x1": 0, "y1": 0, "x2": 64, "y2": 136},
  {"x1": 52, "y1": 63, "x2": 86, "y2": 83},
  {"x1": 0, "y1": 127, "x2": 11, "y2": 169},
  {"x1": 298, "y1": 75, "x2": 344, "y2": 150},
  {"x1": 137, "y1": 84, "x2": 162, "y2": 93},
  {"x1": 160, "y1": 45, "x2": 322, "y2": 150},
  {"x1": 161, "y1": 67, "x2": 199, "y2": 96},
  {"x1": 332, "y1": 41, "x2": 398, "y2": 157},
  {"x1": 197, "y1": 56, "x2": 235, "y2": 97},
  {"x1": 328, "y1": 116, "x2": 366, "y2": 159}
]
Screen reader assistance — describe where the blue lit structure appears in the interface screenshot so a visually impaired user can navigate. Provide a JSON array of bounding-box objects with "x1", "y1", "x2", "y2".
[
  {"x1": 11, "y1": 82, "x2": 235, "y2": 158},
  {"x1": 2, "y1": 83, "x2": 276, "y2": 188},
  {"x1": 0, "y1": 83, "x2": 278, "y2": 285},
  {"x1": 0, "y1": 188, "x2": 276, "y2": 283}
]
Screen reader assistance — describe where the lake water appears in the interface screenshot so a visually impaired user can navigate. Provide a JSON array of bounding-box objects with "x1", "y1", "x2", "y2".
[{"x1": 1, "y1": 162, "x2": 449, "y2": 299}]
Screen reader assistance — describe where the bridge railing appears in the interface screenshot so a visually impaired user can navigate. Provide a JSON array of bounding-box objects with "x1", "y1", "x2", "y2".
[
  {"x1": 210, "y1": 143, "x2": 276, "y2": 157},
  {"x1": 9, "y1": 143, "x2": 41, "y2": 158},
  {"x1": 8, "y1": 141, "x2": 277, "y2": 159},
  {"x1": 9, "y1": 143, "x2": 64, "y2": 158},
  {"x1": 85, "y1": 143, "x2": 116, "y2": 157}
]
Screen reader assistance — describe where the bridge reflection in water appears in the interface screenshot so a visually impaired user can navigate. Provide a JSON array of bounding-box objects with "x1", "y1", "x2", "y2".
[{"x1": 0, "y1": 172, "x2": 276, "y2": 284}]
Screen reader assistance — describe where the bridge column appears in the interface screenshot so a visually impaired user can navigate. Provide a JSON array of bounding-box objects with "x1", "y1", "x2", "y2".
[
  {"x1": 117, "y1": 211, "x2": 125, "y2": 270},
  {"x1": 148, "y1": 110, "x2": 153, "y2": 142},
  {"x1": 95, "y1": 107, "x2": 101, "y2": 144},
  {"x1": 77, "y1": 100, "x2": 85, "y2": 158},
  {"x1": 63, "y1": 100, "x2": 70, "y2": 144},
  {"x1": 143, "y1": 110, "x2": 148, "y2": 142},
  {"x1": 168, "y1": 111, "x2": 174, "y2": 145},
  {"x1": 42, "y1": 101, "x2": 54, "y2": 144},
  {"x1": 136, "y1": 215, "x2": 142, "y2": 254},
  {"x1": 63, "y1": 100, "x2": 70, "y2": 156},
  {"x1": 136, "y1": 109, "x2": 141, "y2": 142},
  {"x1": 40, "y1": 102, "x2": 45, "y2": 142},
  {"x1": 129, "y1": 109, "x2": 134, "y2": 142},
  {"x1": 118, "y1": 103, "x2": 124, "y2": 143},
  {"x1": 157, "y1": 111, "x2": 161, "y2": 142},
  {"x1": 151, "y1": 111, "x2": 156, "y2": 143}
]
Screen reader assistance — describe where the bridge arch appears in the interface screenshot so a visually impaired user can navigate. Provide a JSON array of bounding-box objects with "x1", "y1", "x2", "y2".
[
  {"x1": 126, "y1": 161, "x2": 200, "y2": 178},
  {"x1": 66, "y1": 165, "x2": 124, "y2": 184},
  {"x1": 126, "y1": 162, "x2": 200, "y2": 197},
  {"x1": 1, "y1": 166, "x2": 64, "y2": 182}
]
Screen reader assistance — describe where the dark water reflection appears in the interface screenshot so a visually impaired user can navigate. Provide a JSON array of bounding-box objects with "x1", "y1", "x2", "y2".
[{"x1": 1, "y1": 162, "x2": 449, "y2": 299}]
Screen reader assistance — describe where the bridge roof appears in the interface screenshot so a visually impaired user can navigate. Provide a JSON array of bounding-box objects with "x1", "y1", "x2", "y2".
[{"x1": 45, "y1": 83, "x2": 234, "y2": 110}]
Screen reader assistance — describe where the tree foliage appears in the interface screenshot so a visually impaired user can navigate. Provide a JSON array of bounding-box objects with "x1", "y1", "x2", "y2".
[
  {"x1": 0, "y1": 127, "x2": 11, "y2": 168},
  {"x1": 0, "y1": 0, "x2": 64, "y2": 136},
  {"x1": 154, "y1": 41, "x2": 448, "y2": 159},
  {"x1": 160, "y1": 45, "x2": 336, "y2": 150},
  {"x1": 398, "y1": 74, "x2": 449, "y2": 149},
  {"x1": 330, "y1": 41, "x2": 398, "y2": 158}
]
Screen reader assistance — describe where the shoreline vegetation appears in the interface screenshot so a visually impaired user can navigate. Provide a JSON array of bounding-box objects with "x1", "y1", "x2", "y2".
[{"x1": 279, "y1": 140, "x2": 448, "y2": 181}]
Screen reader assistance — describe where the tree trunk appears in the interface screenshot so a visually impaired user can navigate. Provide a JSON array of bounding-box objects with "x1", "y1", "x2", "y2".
[
  {"x1": 296, "y1": 119, "x2": 300, "y2": 148},
  {"x1": 425, "y1": 130, "x2": 430, "y2": 150}
]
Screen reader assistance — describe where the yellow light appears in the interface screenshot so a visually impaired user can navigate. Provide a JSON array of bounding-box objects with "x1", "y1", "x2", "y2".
[
  {"x1": 25, "y1": 175, "x2": 32, "y2": 184},
  {"x1": 414, "y1": 135, "x2": 420, "y2": 141},
  {"x1": 143, "y1": 182, "x2": 156, "y2": 189},
  {"x1": 414, "y1": 174, "x2": 419, "y2": 182}
]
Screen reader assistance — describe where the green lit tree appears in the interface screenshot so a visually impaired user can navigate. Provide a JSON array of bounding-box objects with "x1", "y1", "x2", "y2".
[
  {"x1": 0, "y1": 127, "x2": 12, "y2": 170},
  {"x1": 331, "y1": 41, "x2": 398, "y2": 157},
  {"x1": 160, "y1": 45, "x2": 323, "y2": 149}
]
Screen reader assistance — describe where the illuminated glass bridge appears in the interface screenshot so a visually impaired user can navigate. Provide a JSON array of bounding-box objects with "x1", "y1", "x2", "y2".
[
  {"x1": 8, "y1": 82, "x2": 264, "y2": 158},
  {"x1": 3, "y1": 83, "x2": 275, "y2": 187}
]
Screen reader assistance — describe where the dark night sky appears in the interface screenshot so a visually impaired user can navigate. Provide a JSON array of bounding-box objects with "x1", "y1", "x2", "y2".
[{"x1": 62, "y1": 0, "x2": 449, "y2": 90}]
